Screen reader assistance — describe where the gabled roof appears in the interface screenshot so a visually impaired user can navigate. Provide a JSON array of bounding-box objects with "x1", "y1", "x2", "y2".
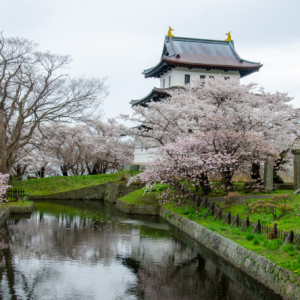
[
  {"x1": 130, "y1": 87, "x2": 178, "y2": 107},
  {"x1": 143, "y1": 36, "x2": 263, "y2": 78}
]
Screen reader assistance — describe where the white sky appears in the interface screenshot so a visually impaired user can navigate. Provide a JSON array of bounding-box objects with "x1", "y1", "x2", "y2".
[{"x1": 2, "y1": 0, "x2": 300, "y2": 120}]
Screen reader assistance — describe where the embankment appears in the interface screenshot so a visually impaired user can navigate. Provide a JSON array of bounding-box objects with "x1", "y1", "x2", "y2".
[
  {"x1": 0, "y1": 202, "x2": 35, "y2": 227},
  {"x1": 115, "y1": 199, "x2": 300, "y2": 300},
  {"x1": 29, "y1": 181, "x2": 141, "y2": 203}
]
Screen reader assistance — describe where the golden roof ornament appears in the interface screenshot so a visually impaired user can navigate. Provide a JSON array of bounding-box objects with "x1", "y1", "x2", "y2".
[
  {"x1": 168, "y1": 26, "x2": 175, "y2": 37},
  {"x1": 225, "y1": 31, "x2": 232, "y2": 42}
]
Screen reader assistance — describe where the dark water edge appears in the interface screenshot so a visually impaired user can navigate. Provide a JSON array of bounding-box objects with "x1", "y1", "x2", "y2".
[{"x1": 0, "y1": 200, "x2": 283, "y2": 300}]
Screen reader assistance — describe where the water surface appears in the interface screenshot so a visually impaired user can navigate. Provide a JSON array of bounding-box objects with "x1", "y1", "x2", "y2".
[{"x1": 0, "y1": 200, "x2": 283, "y2": 300}]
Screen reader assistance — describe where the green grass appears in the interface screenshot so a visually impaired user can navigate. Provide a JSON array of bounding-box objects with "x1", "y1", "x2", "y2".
[
  {"x1": 0, "y1": 200, "x2": 32, "y2": 212},
  {"x1": 10, "y1": 172, "x2": 139, "y2": 196},
  {"x1": 119, "y1": 187, "x2": 300, "y2": 274},
  {"x1": 119, "y1": 189, "x2": 160, "y2": 206},
  {"x1": 181, "y1": 180, "x2": 293, "y2": 197},
  {"x1": 217, "y1": 194, "x2": 300, "y2": 233}
]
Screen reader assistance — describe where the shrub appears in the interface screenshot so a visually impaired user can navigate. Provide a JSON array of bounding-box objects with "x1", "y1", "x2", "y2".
[
  {"x1": 251, "y1": 196, "x2": 293, "y2": 220},
  {"x1": 253, "y1": 238, "x2": 259, "y2": 245},
  {"x1": 281, "y1": 243, "x2": 295, "y2": 253},
  {"x1": 246, "y1": 233, "x2": 254, "y2": 241},
  {"x1": 262, "y1": 238, "x2": 283, "y2": 250},
  {"x1": 224, "y1": 192, "x2": 241, "y2": 205}
]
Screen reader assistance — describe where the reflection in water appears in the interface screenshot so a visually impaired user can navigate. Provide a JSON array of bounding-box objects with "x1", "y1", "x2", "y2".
[{"x1": 0, "y1": 200, "x2": 282, "y2": 300}]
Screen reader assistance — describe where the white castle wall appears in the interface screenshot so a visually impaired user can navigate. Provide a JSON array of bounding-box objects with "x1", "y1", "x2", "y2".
[{"x1": 159, "y1": 67, "x2": 240, "y2": 88}]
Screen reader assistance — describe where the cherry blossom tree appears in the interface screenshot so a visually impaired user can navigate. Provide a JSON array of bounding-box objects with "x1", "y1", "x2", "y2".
[
  {"x1": 137, "y1": 119, "x2": 278, "y2": 194},
  {"x1": 121, "y1": 76, "x2": 299, "y2": 184},
  {"x1": 0, "y1": 32, "x2": 108, "y2": 174},
  {"x1": 11, "y1": 119, "x2": 134, "y2": 176}
]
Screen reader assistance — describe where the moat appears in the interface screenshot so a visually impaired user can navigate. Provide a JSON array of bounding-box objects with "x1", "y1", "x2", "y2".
[{"x1": 0, "y1": 200, "x2": 283, "y2": 300}]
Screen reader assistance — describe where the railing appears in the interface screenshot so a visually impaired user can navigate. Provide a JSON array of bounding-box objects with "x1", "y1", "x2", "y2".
[
  {"x1": 173, "y1": 181, "x2": 299, "y2": 246},
  {"x1": 5, "y1": 188, "x2": 25, "y2": 202}
]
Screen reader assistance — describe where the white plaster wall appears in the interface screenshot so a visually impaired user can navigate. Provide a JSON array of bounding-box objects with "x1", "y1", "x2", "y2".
[
  {"x1": 160, "y1": 67, "x2": 240, "y2": 88},
  {"x1": 133, "y1": 146, "x2": 156, "y2": 164}
]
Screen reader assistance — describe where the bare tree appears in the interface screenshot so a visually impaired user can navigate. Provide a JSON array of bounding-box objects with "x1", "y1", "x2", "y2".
[{"x1": 0, "y1": 32, "x2": 108, "y2": 173}]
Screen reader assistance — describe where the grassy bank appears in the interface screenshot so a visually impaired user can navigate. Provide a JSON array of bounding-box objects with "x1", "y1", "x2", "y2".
[
  {"x1": 0, "y1": 200, "x2": 32, "y2": 212},
  {"x1": 183, "y1": 181, "x2": 293, "y2": 197},
  {"x1": 10, "y1": 172, "x2": 138, "y2": 196},
  {"x1": 119, "y1": 188, "x2": 300, "y2": 274}
]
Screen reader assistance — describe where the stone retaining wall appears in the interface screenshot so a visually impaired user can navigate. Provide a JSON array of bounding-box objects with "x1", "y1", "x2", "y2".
[
  {"x1": 0, "y1": 202, "x2": 35, "y2": 227},
  {"x1": 115, "y1": 199, "x2": 300, "y2": 300}
]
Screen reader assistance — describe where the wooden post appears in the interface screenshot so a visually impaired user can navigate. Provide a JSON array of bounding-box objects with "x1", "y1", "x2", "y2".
[
  {"x1": 199, "y1": 198, "x2": 206, "y2": 209},
  {"x1": 283, "y1": 231, "x2": 294, "y2": 246},
  {"x1": 267, "y1": 223, "x2": 278, "y2": 240},
  {"x1": 222, "y1": 212, "x2": 231, "y2": 225},
  {"x1": 204, "y1": 197, "x2": 208, "y2": 208},
  {"x1": 219, "y1": 208, "x2": 222, "y2": 220},
  {"x1": 230, "y1": 214, "x2": 239, "y2": 228},
  {"x1": 253, "y1": 220, "x2": 261, "y2": 234},
  {"x1": 240, "y1": 217, "x2": 249, "y2": 232},
  {"x1": 204, "y1": 203, "x2": 214, "y2": 218},
  {"x1": 211, "y1": 202, "x2": 214, "y2": 216}
]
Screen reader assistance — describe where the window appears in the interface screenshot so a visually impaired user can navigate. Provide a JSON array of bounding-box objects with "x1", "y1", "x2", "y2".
[
  {"x1": 163, "y1": 79, "x2": 165, "y2": 88},
  {"x1": 200, "y1": 75, "x2": 206, "y2": 86},
  {"x1": 169, "y1": 76, "x2": 171, "y2": 87},
  {"x1": 209, "y1": 76, "x2": 215, "y2": 79},
  {"x1": 224, "y1": 77, "x2": 230, "y2": 80},
  {"x1": 184, "y1": 74, "x2": 190, "y2": 84}
]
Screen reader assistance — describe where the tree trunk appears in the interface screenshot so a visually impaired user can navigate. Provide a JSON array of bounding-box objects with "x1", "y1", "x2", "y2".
[
  {"x1": 16, "y1": 164, "x2": 22, "y2": 177},
  {"x1": 221, "y1": 171, "x2": 233, "y2": 192},
  {"x1": 0, "y1": 105, "x2": 7, "y2": 174},
  {"x1": 250, "y1": 163, "x2": 261, "y2": 181},
  {"x1": 198, "y1": 173, "x2": 211, "y2": 195},
  {"x1": 61, "y1": 166, "x2": 68, "y2": 176},
  {"x1": 40, "y1": 166, "x2": 45, "y2": 178},
  {"x1": 273, "y1": 150, "x2": 288, "y2": 184}
]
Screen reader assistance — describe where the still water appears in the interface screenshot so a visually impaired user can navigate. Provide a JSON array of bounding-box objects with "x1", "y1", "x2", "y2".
[{"x1": 0, "y1": 200, "x2": 283, "y2": 300}]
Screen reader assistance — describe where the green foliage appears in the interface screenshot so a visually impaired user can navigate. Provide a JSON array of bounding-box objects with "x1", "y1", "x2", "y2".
[{"x1": 253, "y1": 238, "x2": 259, "y2": 245}]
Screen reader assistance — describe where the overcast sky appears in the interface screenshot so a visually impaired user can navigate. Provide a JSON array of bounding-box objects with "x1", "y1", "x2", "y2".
[{"x1": 2, "y1": 0, "x2": 300, "y2": 121}]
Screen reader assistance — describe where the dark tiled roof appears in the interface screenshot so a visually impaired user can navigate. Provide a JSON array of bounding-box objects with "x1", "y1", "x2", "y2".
[
  {"x1": 130, "y1": 87, "x2": 181, "y2": 107},
  {"x1": 143, "y1": 36, "x2": 263, "y2": 78}
]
